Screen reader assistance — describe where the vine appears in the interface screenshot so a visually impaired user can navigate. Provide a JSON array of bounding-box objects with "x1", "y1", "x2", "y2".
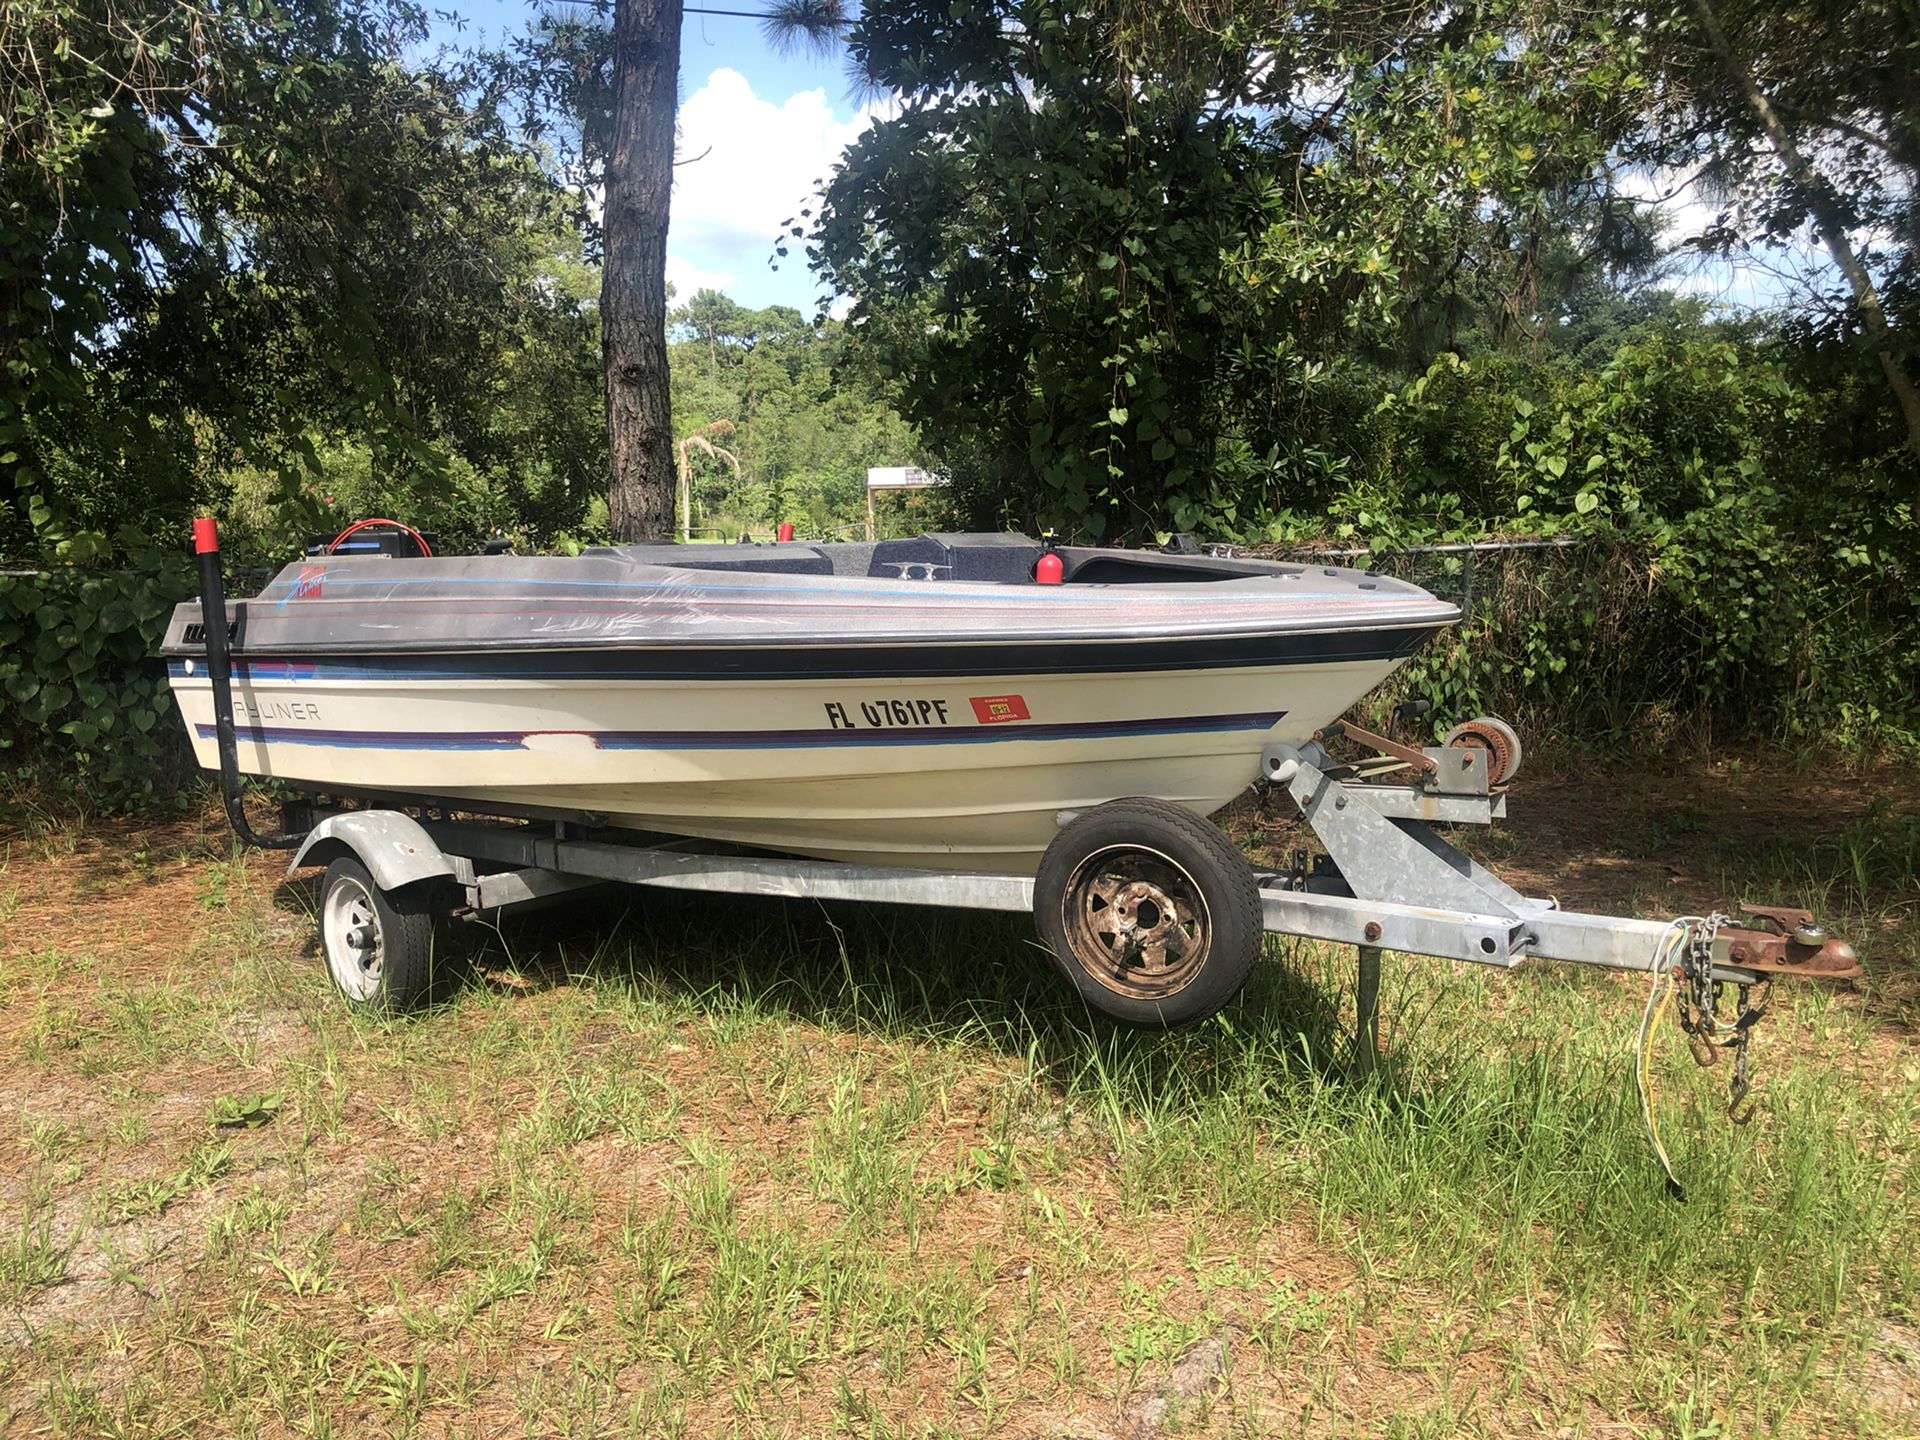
[{"x1": 0, "y1": 546, "x2": 194, "y2": 795}]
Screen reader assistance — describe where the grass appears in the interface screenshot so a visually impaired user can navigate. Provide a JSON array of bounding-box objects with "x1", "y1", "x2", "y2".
[{"x1": 0, "y1": 757, "x2": 1915, "y2": 1435}]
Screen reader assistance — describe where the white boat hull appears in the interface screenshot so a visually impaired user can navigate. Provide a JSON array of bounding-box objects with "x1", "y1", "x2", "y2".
[{"x1": 167, "y1": 651, "x2": 1409, "y2": 871}]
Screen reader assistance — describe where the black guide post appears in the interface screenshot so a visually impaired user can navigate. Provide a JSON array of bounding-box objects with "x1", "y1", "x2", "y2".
[{"x1": 193, "y1": 518, "x2": 303, "y2": 849}]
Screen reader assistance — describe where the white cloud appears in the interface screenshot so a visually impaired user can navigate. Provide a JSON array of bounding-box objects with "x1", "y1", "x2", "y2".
[
  {"x1": 1614, "y1": 160, "x2": 1851, "y2": 312},
  {"x1": 1613, "y1": 162, "x2": 1722, "y2": 247},
  {"x1": 664, "y1": 253, "x2": 736, "y2": 301},
  {"x1": 668, "y1": 67, "x2": 879, "y2": 309}
]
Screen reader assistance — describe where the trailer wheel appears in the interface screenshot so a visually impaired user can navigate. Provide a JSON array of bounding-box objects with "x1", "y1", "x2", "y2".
[
  {"x1": 318, "y1": 856, "x2": 455, "y2": 1013},
  {"x1": 1034, "y1": 798, "x2": 1263, "y2": 1027}
]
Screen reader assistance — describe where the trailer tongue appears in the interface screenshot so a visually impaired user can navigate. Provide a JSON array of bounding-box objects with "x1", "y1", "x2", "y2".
[{"x1": 1248, "y1": 723, "x2": 1857, "y2": 1194}]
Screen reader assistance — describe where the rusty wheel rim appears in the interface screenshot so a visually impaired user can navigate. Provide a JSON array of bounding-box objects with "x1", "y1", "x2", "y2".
[{"x1": 1060, "y1": 844, "x2": 1211, "y2": 1000}]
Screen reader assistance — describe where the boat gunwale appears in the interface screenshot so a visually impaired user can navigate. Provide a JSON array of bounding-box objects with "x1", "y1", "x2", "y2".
[{"x1": 160, "y1": 617, "x2": 1457, "y2": 669}]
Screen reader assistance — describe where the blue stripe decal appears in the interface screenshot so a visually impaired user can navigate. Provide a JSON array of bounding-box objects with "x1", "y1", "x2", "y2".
[{"x1": 195, "y1": 711, "x2": 1286, "y2": 752}]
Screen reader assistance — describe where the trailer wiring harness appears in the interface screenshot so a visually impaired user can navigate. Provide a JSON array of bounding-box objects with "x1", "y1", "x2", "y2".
[{"x1": 1636, "y1": 912, "x2": 1773, "y2": 1198}]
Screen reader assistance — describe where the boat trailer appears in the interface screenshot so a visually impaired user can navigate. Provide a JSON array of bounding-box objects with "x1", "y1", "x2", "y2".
[
  {"x1": 271, "y1": 717, "x2": 1858, "y2": 1187},
  {"x1": 279, "y1": 726, "x2": 1858, "y2": 1031}
]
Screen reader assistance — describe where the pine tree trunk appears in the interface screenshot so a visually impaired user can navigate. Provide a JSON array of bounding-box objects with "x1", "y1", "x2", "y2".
[{"x1": 603, "y1": 0, "x2": 684, "y2": 541}]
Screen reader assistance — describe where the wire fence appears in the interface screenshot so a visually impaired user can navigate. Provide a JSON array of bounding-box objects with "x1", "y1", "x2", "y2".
[{"x1": 1221, "y1": 535, "x2": 1591, "y2": 623}]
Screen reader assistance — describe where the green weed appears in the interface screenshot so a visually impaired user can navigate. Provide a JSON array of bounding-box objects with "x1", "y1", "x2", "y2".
[{"x1": 0, "y1": 1205, "x2": 72, "y2": 1302}]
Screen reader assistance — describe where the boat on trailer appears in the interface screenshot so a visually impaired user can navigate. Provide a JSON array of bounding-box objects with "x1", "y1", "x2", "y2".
[
  {"x1": 166, "y1": 518, "x2": 1862, "y2": 1190},
  {"x1": 161, "y1": 529, "x2": 1458, "y2": 872}
]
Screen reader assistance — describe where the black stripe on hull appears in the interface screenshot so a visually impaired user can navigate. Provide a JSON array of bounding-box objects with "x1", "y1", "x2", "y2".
[{"x1": 167, "y1": 624, "x2": 1447, "y2": 682}]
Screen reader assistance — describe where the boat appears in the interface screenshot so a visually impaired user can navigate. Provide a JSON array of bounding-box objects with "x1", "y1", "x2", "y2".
[{"x1": 161, "y1": 530, "x2": 1458, "y2": 872}]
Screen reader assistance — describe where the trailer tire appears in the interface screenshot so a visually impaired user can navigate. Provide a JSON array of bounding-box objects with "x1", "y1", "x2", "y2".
[
  {"x1": 1034, "y1": 798, "x2": 1263, "y2": 1027},
  {"x1": 318, "y1": 856, "x2": 459, "y2": 1013}
]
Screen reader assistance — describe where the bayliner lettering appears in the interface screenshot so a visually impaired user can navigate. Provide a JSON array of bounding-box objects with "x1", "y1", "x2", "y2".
[
  {"x1": 822, "y1": 697, "x2": 953, "y2": 730},
  {"x1": 234, "y1": 697, "x2": 322, "y2": 723}
]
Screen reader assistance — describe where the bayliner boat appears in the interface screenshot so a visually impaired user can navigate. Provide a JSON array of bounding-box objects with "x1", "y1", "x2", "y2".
[{"x1": 162, "y1": 530, "x2": 1457, "y2": 871}]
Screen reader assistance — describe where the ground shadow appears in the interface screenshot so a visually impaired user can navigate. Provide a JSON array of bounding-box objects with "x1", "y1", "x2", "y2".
[{"x1": 271, "y1": 871, "x2": 1356, "y2": 1109}]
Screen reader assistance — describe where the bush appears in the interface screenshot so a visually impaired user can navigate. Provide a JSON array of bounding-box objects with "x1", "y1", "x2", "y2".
[
  {"x1": 1239, "y1": 330, "x2": 1917, "y2": 753},
  {"x1": 0, "y1": 547, "x2": 195, "y2": 797},
  {"x1": 1343, "y1": 539, "x2": 1918, "y2": 755}
]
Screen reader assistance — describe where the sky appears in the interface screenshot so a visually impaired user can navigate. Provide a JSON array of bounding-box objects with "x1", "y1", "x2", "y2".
[
  {"x1": 426, "y1": 1, "x2": 871, "y2": 313},
  {"x1": 421, "y1": 4, "x2": 1823, "y2": 319}
]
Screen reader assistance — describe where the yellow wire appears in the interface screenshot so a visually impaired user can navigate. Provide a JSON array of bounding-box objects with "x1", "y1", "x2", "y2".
[
  {"x1": 1636, "y1": 922, "x2": 1689, "y2": 1197},
  {"x1": 1643, "y1": 972, "x2": 1678, "y2": 1183}
]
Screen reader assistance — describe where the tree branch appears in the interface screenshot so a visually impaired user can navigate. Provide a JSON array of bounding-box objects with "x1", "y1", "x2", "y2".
[{"x1": 1691, "y1": 0, "x2": 1920, "y2": 486}]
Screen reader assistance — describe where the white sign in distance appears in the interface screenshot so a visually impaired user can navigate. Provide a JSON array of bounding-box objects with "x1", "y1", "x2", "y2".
[{"x1": 866, "y1": 465, "x2": 938, "y2": 490}]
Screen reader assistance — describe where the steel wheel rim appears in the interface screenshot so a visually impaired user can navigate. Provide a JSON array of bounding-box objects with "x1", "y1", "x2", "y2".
[
  {"x1": 1059, "y1": 843, "x2": 1212, "y2": 999},
  {"x1": 322, "y1": 875, "x2": 384, "y2": 1002}
]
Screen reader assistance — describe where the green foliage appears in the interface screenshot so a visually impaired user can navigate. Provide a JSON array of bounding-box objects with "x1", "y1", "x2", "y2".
[
  {"x1": 816, "y1": 0, "x2": 1651, "y2": 540},
  {"x1": 0, "y1": 544, "x2": 194, "y2": 792},
  {"x1": 1, "y1": 0, "x2": 606, "y2": 565},
  {"x1": 667, "y1": 293, "x2": 918, "y2": 536},
  {"x1": 209, "y1": 1090, "x2": 285, "y2": 1130},
  {"x1": 1310, "y1": 334, "x2": 1918, "y2": 749}
]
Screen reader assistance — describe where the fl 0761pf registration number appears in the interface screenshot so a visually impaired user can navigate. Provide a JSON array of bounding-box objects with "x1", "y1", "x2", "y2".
[{"x1": 820, "y1": 694, "x2": 1031, "y2": 729}]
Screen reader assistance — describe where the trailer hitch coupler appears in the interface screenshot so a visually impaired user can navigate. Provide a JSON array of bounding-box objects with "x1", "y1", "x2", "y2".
[{"x1": 194, "y1": 517, "x2": 303, "y2": 850}]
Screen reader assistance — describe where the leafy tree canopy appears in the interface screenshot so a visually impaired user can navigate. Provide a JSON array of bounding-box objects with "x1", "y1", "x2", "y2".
[
  {"x1": 814, "y1": 0, "x2": 1915, "y2": 541},
  {"x1": 1, "y1": 0, "x2": 605, "y2": 562},
  {"x1": 814, "y1": 0, "x2": 1663, "y2": 538}
]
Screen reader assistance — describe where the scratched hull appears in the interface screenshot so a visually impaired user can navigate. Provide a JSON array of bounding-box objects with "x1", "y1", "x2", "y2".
[{"x1": 161, "y1": 537, "x2": 1457, "y2": 872}]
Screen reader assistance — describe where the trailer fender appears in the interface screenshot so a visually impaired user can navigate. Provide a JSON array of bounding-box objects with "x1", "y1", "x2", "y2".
[{"x1": 288, "y1": 812, "x2": 457, "y2": 893}]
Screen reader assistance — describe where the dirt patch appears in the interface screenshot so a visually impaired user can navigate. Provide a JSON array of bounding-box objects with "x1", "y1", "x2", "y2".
[
  {"x1": 1469, "y1": 754, "x2": 1920, "y2": 912},
  {"x1": 1863, "y1": 1320, "x2": 1920, "y2": 1419},
  {"x1": 0, "y1": 811, "x2": 276, "y2": 976},
  {"x1": 1108, "y1": 1324, "x2": 1240, "y2": 1438}
]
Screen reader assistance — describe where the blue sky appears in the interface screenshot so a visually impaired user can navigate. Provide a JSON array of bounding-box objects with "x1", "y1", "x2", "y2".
[
  {"x1": 420, "y1": 5, "x2": 1814, "y2": 317},
  {"x1": 426, "y1": 1, "x2": 869, "y2": 312}
]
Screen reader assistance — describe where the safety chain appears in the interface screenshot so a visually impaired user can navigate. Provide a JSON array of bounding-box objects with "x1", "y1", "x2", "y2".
[
  {"x1": 1675, "y1": 913, "x2": 1725, "y2": 1065},
  {"x1": 1672, "y1": 912, "x2": 1771, "y2": 1123}
]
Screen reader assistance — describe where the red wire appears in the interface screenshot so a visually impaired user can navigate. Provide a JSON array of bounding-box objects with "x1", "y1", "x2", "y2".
[{"x1": 325, "y1": 517, "x2": 434, "y2": 557}]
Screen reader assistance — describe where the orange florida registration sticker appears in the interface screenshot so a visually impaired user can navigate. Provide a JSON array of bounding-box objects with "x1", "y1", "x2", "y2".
[{"x1": 970, "y1": 694, "x2": 1031, "y2": 724}]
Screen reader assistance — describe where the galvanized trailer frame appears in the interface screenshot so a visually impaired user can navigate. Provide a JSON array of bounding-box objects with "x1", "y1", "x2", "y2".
[{"x1": 284, "y1": 735, "x2": 1832, "y2": 1062}]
